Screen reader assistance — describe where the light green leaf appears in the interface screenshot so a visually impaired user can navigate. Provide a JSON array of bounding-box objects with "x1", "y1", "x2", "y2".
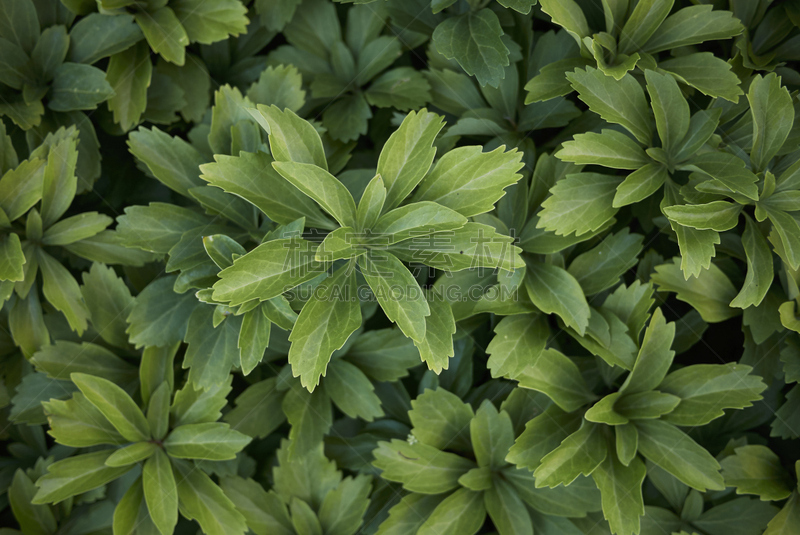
[
  {"x1": 106, "y1": 441, "x2": 158, "y2": 467},
  {"x1": 372, "y1": 439, "x2": 475, "y2": 494},
  {"x1": 515, "y1": 348, "x2": 595, "y2": 413},
  {"x1": 0, "y1": 158, "x2": 45, "y2": 221},
  {"x1": 487, "y1": 314, "x2": 548, "y2": 379},
  {"x1": 71, "y1": 372, "x2": 150, "y2": 442},
  {"x1": 251, "y1": 104, "x2": 327, "y2": 170},
  {"x1": 371, "y1": 201, "x2": 467, "y2": 244},
  {"x1": 318, "y1": 475, "x2": 372, "y2": 535},
  {"x1": 659, "y1": 363, "x2": 766, "y2": 426},
  {"x1": 273, "y1": 161, "x2": 357, "y2": 228},
  {"x1": 32, "y1": 449, "x2": 133, "y2": 504},
  {"x1": 409, "y1": 387, "x2": 473, "y2": 452},
  {"x1": 174, "y1": 461, "x2": 248, "y2": 535},
  {"x1": 635, "y1": 419, "x2": 724, "y2": 491},
  {"x1": 325, "y1": 359, "x2": 383, "y2": 421},
  {"x1": 534, "y1": 422, "x2": 607, "y2": 487},
  {"x1": 171, "y1": 0, "x2": 248, "y2": 44},
  {"x1": 592, "y1": 456, "x2": 647, "y2": 535},
  {"x1": 525, "y1": 262, "x2": 590, "y2": 335},
  {"x1": 720, "y1": 445, "x2": 793, "y2": 501},
  {"x1": 288, "y1": 265, "x2": 361, "y2": 391},
  {"x1": 471, "y1": 400, "x2": 515, "y2": 469},
  {"x1": 143, "y1": 449, "x2": 178, "y2": 535},
  {"x1": 135, "y1": 7, "x2": 188, "y2": 65},
  {"x1": 618, "y1": 0, "x2": 675, "y2": 55},
  {"x1": 413, "y1": 145, "x2": 524, "y2": 217},
  {"x1": 537, "y1": 172, "x2": 621, "y2": 237},
  {"x1": 664, "y1": 201, "x2": 742, "y2": 232},
  {"x1": 643, "y1": 5, "x2": 744, "y2": 53},
  {"x1": 0, "y1": 233, "x2": 25, "y2": 281},
  {"x1": 213, "y1": 237, "x2": 327, "y2": 306},
  {"x1": 413, "y1": 296, "x2": 457, "y2": 373},
  {"x1": 567, "y1": 68, "x2": 652, "y2": 144},
  {"x1": 42, "y1": 392, "x2": 127, "y2": 448},
  {"x1": 182, "y1": 305, "x2": 242, "y2": 388},
  {"x1": 557, "y1": 130, "x2": 649, "y2": 170},
  {"x1": 38, "y1": 250, "x2": 90, "y2": 334},
  {"x1": 165, "y1": 422, "x2": 251, "y2": 460},
  {"x1": 659, "y1": 52, "x2": 742, "y2": 102},
  {"x1": 539, "y1": 0, "x2": 590, "y2": 46},
  {"x1": 359, "y1": 251, "x2": 429, "y2": 342},
  {"x1": 620, "y1": 308, "x2": 676, "y2": 390},
  {"x1": 418, "y1": 488, "x2": 486, "y2": 535},
  {"x1": 645, "y1": 70, "x2": 690, "y2": 155}
]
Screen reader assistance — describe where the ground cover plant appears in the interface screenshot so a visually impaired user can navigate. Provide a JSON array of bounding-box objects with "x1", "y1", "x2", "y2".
[{"x1": 1, "y1": 0, "x2": 799, "y2": 533}]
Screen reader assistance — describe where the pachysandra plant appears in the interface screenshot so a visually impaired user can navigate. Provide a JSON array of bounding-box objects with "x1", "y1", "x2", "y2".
[{"x1": 3, "y1": 2, "x2": 800, "y2": 535}]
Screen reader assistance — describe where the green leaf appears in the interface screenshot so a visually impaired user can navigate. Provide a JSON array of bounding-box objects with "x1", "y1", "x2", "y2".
[
  {"x1": 659, "y1": 363, "x2": 766, "y2": 426},
  {"x1": 618, "y1": 0, "x2": 674, "y2": 55},
  {"x1": 49, "y1": 63, "x2": 115, "y2": 112},
  {"x1": 664, "y1": 201, "x2": 743, "y2": 232},
  {"x1": 107, "y1": 42, "x2": 153, "y2": 132},
  {"x1": 31, "y1": 25, "x2": 68, "y2": 84},
  {"x1": 471, "y1": 400, "x2": 514, "y2": 469},
  {"x1": 371, "y1": 201, "x2": 467, "y2": 245},
  {"x1": 0, "y1": 233, "x2": 25, "y2": 281},
  {"x1": 200, "y1": 151, "x2": 334, "y2": 230},
  {"x1": 507, "y1": 406, "x2": 582, "y2": 471},
  {"x1": 515, "y1": 348, "x2": 595, "y2": 412},
  {"x1": 68, "y1": 13, "x2": 143, "y2": 64},
  {"x1": 539, "y1": 0, "x2": 590, "y2": 46},
  {"x1": 273, "y1": 161, "x2": 357, "y2": 228},
  {"x1": 487, "y1": 314, "x2": 548, "y2": 379},
  {"x1": 417, "y1": 488, "x2": 486, "y2": 535},
  {"x1": 568, "y1": 229, "x2": 644, "y2": 296},
  {"x1": 537, "y1": 172, "x2": 621, "y2": 237},
  {"x1": 0, "y1": 158, "x2": 45, "y2": 221},
  {"x1": 135, "y1": 7, "x2": 189, "y2": 65},
  {"x1": 615, "y1": 424, "x2": 638, "y2": 466},
  {"x1": 645, "y1": 70, "x2": 690, "y2": 155},
  {"x1": 485, "y1": 475, "x2": 533, "y2": 535},
  {"x1": 620, "y1": 308, "x2": 675, "y2": 391},
  {"x1": 42, "y1": 392, "x2": 126, "y2": 447},
  {"x1": 247, "y1": 64, "x2": 306, "y2": 112},
  {"x1": 213, "y1": 237, "x2": 327, "y2": 306},
  {"x1": 325, "y1": 359, "x2": 383, "y2": 421},
  {"x1": 432, "y1": 9, "x2": 509, "y2": 88},
  {"x1": 71, "y1": 372, "x2": 150, "y2": 442},
  {"x1": 372, "y1": 439, "x2": 475, "y2": 494},
  {"x1": 686, "y1": 152, "x2": 759, "y2": 201},
  {"x1": 41, "y1": 212, "x2": 111, "y2": 246},
  {"x1": 635, "y1": 419, "x2": 724, "y2": 491},
  {"x1": 730, "y1": 216, "x2": 773, "y2": 309},
  {"x1": 592, "y1": 456, "x2": 647, "y2": 535},
  {"x1": 164, "y1": 422, "x2": 251, "y2": 460},
  {"x1": 525, "y1": 262, "x2": 590, "y2": 335},
  {"x1": 147, "y1": 382, "x2": 171, "y2": 441},
  {"x1": 614, "y1": 391, "x2": 681, "y2": 421},
  {"x1": 359, "y1": 251, "x2": 429, "y2": 342},
  {"x1": 38, "y1": 250, "x2": 90, "y2": 334},
  {"x1": 32, "y1": 341, "x2": 136, "y2": 385},
  {"x1": 567, "y1": 68, "x2": 652, "y2": 144},
  {"x1": 0, "y1": 0, "x2": 39, "y2": 53},
  {"x1": 127, "y1": 276, "x2": 198, "y2": 348},
  {"x1": 238, "y1": 306, "x2": 271, "y2": 376},
  {"x1": 409, "y1": 387, "x2": 473, "y2": 451},
  {"x1": 720, "y1": 445, "x2": 793, "y2": 501},
  {"x1": 289, "y1": 265, "x2": 361, "y2": 391},
  {"x1": 534, "y1": 422, "x2": 607, "y2": 487},
  {"x1": 413, "y1": 145, "x2": 523, "y2": 217},
  {"x1": 765, "y1": 491, "x2": 800, "y2": 534},
  {"x1": 318, "y1": 475, "x2": 372, "y2": 535},
  {"x1": 113, "y1": 477, "x2": 159, "y2": 535},
  {"x1": 659, "y1": 52, "x2": 742, "y2": 102},
  {"x1": 105, "y1": 441, "x2": 158, "y2": 467},
  {"x1": 142, "y1": 449, "x2": 178, "y2": 535},
  {"x1": 182, "y1": 306, "x2": 242, "y2": 388},
  {"x1": 748, "y1": 73, "x2": 794, "y2": 171},
  {"x1": 557, "y1": 130, "x2": 650, "y2": 170},
  {"x1": 252, "y1": 104, "x2": 327, "y2": 170},
  {"x1": 171, "y1": 0, "x2": 248, "y2": 44},
  {"x1": 171, "y1": 376, "x2": 232, "y2": 427},
  {"x1": 10, "y1": 469, "x2": 57, "y2": 535},
  {"x1": 585, "y1": 393, "x2": 628, "y2": 425},
  {"x1": 643, "y1": 5, "x2": 744, "y2": 53},
  {"x1": 219, "y1": 477, "x2": 294, "y2": 535},
  {"x1": 32, "y1": 449, "x2": 133, "y2": 504},
  {"x1": 282, "y1": 384, "x2": 332, "y2": 457},
  {"x1": 174, "y1": 461, "x2": 248, "y2": 535},
  {"x1": 651, "y1": 259, "x2": 738, "y2": 322}
]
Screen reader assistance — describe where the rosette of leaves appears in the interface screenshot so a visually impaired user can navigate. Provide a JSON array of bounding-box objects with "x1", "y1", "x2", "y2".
[
  {"x1": 426, "y1": 45, "x2": 581, "y2": 167},
  {"x1": 62, "y1": 0, "x2": 248, "y2": 67},
  {"x1": 269, "y1": 2, "x2": 431, "y2": 141},
  {"x1": 372, "y1": 387, "x2": 602, "y2": 535},
  {"x1": 526, "y1": 0, "x2": 746, "y2": 104},
  {"x1": 224, "y1": 326, "x2": 421, "y2": 457},
  {"x1": 382, "y1": 0, "x2": 539, "y2": 88},
  {"x1": 731, "y1": 0, "x2": 800, "y2": 78},
  {"x1": 32, "y1": 370, "x2": 252, "y2": 535},
  {"x1": 719, "y1": 444, "x2": 800, "y2": 533},
  {"x1": 205, "y1": 105, "x2": 525, "y2": 390},
  {"x1": 0, "y1": 126, "x2": 156, "y2": 359},
  {"x1": 0, "y1": 0, "x2": 115, "y2": 131},
  {"x1": 500, "y1": 307, "x2": 767, "y2": 534},
  {"x1": 220, "y1": 439, "x2": 372, "y2": 535}
]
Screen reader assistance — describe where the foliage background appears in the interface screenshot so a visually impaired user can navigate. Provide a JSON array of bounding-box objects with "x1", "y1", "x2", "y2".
[{"x1": 1, "y1": 0, "x2": 799, "y2": 534}]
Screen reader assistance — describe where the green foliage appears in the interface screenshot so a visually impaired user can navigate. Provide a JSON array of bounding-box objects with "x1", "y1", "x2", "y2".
[{"x1": 1, "y1": 1, "x2": 800, "y2": 535}]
